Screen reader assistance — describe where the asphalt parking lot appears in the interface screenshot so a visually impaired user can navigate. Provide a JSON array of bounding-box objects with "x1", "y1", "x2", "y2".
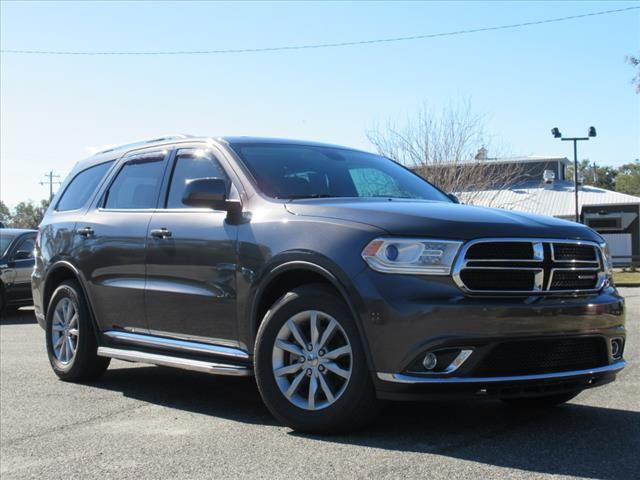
[{"x1": 1, "y1": 289, "x2": 639, "y2": 480}]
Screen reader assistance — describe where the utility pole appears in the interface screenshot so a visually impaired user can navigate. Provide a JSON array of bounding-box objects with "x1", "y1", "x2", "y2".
[{"x1": 39, "y1": 171, "x2": 62, "y2": 202}]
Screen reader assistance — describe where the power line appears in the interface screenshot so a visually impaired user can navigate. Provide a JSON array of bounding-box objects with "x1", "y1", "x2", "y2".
[{"x1": 1, "y1": 6, "x2": 638, "y2": 56}]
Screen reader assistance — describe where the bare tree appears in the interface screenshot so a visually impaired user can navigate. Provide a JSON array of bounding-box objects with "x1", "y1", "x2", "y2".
[
  {"x1": 367, "y1": 100, "x2": 529, "y2": 206},
  {"x1": 626, "y1": 54, "x2": 640, "y2": 93}
]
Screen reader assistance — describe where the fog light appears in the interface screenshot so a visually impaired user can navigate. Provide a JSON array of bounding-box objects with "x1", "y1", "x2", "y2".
[
  {"x1": 611, "y1": 338, "x2": 623, "y2": 359},
  {"x1": 422, "y1": 352, "x2": 438, "y2": 370}
]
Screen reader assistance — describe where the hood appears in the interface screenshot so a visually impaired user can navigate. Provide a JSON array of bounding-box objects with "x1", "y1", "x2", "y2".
[{"x1": 285, "y1": 199, "x2": 602, "y2": 242}]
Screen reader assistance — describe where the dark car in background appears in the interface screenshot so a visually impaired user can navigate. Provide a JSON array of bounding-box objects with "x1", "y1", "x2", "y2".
[
  {"x1": 1, "y1": 228, "x2": 37, "y2": 315},
  {"x1": 31, "y1": 135, "x2": 626, "y2": 433}
]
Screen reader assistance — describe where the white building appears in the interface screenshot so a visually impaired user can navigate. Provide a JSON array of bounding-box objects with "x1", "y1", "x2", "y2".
[{"x1": 455, "y1": 156, "x2": 640, "y2": 265}]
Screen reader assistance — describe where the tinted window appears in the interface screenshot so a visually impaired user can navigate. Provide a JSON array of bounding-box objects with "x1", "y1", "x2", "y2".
[
  {"x1": 166, "y1": 149, "x2": 229, "y2": 208},
  {"x1": 230, "y1": 144, "x2": 450, "y2": 202},
  {"x1": 15, "y1": 236, "x2": 35, "y2": 258},
  {"x1": 56, "y1": 161, "x2": 114, "y2": 211},
  {"x1": 0, "y1": 234, "x2": 16, "y2": 256},
  {"x1": 104, "y1": 155, "x2": 165, "y2": 209}
]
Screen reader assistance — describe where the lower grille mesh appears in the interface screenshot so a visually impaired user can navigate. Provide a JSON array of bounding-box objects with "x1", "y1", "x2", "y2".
[
  {"x1": 550, "y1": 270, "x2": 599, "y2": 290},
  {"x1": 472, "y1": 337, "x2": 608, "y2": 377}
]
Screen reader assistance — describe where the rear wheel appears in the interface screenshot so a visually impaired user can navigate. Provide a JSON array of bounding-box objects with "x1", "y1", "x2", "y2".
[
  {"x1": 46, "y1": 280, "x2": 110, "y2": 382},
  {"x1": 501, "y1": 391, "x2": 581, "y2": 408},
  {"x1": 254, "y1": 284, "x2": 380, "y2": 434}
]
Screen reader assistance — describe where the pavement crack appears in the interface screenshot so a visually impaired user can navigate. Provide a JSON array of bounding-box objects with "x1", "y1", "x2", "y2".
[{"x1": 4, "y1": 403, "x2": 149, "y2": 445}]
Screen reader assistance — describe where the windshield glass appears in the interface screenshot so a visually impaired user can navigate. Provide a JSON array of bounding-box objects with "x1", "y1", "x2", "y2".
[
  {"x1": 230, "y1": 143, "x2": 450, "y2": 202},
  {"x1": 0, "y1": 234, "x2": 16, "y2": 257}
]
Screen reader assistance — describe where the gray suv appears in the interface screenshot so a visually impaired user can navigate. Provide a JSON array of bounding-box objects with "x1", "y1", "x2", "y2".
[{"x1": 32, "y1": 135, "x2": 626, "y2": 433}]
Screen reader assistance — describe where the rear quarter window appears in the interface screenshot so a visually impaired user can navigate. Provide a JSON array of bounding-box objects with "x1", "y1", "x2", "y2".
[{"x1": 56, "y1": 161, "x2": 114, "y2": 212}]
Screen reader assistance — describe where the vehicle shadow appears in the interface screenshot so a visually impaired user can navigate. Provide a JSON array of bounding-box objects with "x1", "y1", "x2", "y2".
[
  {"x1": 0, "y1": 308, "x2": 37, "y2": 325},
  {"x1": 312, "y1": 398, "x2": 640, "y2": 480},
  {"x1": 93, "y1": 364, "x2": 639, "y2": 479},
  {"x1": 95, "y1": 365, "x2": 278, "y2": 427}
]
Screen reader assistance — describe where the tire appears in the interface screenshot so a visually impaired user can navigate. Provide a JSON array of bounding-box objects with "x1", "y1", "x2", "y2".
[
  {"x1": 0, "y1": 299, "x2": 16, "y2": 317},
  {"x1": 45, "y1": 280, "x2": 110, "y2": 382},
  {"x1": 501, "y1": 391, "x2": 581, "y2": 408},
  {"x1": 0, "y1": 285, "x2": 6, "y2": 319},
  {"x1": 254, "y1": 284, "x2": 380, "y2": 434}
]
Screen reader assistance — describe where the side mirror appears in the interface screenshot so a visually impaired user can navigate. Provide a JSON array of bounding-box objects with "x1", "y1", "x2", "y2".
[
  {"x1": 13, "y1": 250, "x2": 33, "y2": 260},
  {"x1": 447, "y1": 193, "x2": 460, "y2": 204},
  {"x1": 182, "y1": 177, "x2": 240, "y2": 213}
]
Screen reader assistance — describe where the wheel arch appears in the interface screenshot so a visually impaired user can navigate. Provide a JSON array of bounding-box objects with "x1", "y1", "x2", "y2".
[
  {"x1": 249, "y1": 260, "x2": 375, "y2": 372},
  {"x1": 43, "y1": 261, "x2": 101, "y2": 340}
]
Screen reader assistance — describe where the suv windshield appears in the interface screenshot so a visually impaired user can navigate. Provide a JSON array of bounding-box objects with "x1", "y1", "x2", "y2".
[
  {"x1": 0, "y1": 234, "x2": 16, "y2": 257},
  {"x1": 230, "y1": 143, "x2": 450, "y2": 202}
]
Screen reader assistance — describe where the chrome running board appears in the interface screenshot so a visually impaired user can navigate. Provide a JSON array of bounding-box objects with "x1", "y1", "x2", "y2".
[
  {"x1": 97, "y1": 347, "x2": 252, "y2": 377},
  {"x1": 102, "y1": 330, "x2": 249, "y2": 360}
]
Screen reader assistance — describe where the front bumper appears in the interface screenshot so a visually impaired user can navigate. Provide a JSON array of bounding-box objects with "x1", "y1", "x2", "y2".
[
  {"x1": 352, "y1": 270, "x2": 627, "y2": 399},
  {"x1": 375, "y1": 361, "x2": 626, "y2": 400},
  {"x1": 377, "y1": 361, "x2": 626, "y2": 384}
]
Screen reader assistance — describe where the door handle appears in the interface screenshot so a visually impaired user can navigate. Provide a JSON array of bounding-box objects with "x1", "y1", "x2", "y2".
[
  {"x1": 150, "y1": 228, "x2": 172, "y2": 239},
  {"x1": 77, "y1": 227, "x2": 94, "y2": 237}
]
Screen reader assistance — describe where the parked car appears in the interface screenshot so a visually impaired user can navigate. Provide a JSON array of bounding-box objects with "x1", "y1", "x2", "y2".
[
  {"x1": 1, "y1": 228, "x2": 37, "y2": 315},
  {"x1": 32, "y1": 135, "x2": 626, "y2": 433}
]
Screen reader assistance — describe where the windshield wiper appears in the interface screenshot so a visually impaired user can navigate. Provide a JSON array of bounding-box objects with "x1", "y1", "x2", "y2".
[{"x1": 281, "y1": 194, "x2": 339, "y2": 200}]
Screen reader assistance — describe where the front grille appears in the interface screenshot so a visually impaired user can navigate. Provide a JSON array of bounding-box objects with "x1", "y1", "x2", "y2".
[
  {"x1": 553, "y1": 243, "x2": 597, "y2": 261},
  {"x1": 453, "y1": 239, "x2": 603, "y2": 295},
  {"x1": 472, "y1": 337, "x2": 609, "y2": 377},
  {"x1": 550, "y1": 269, "x2": 599, "y2": 290},
  {"x1": 460, "y1": 269, "x2": 535, "y2": 291},
  {"x1": 466, "y1": 242, "x2": 533, "y2": 260}
]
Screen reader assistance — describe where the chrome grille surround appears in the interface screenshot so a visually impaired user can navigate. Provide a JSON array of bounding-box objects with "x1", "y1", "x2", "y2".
[{"x1": 452, "y1": 238, "x2": 607, "y2": 296}]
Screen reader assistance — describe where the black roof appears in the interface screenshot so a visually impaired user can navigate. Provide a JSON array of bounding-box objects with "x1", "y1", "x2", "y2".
[
  {"x1": 0, "y1": 228, "x2": 37, "y2": 235},
  {"x1": 221, "y1": 136, "x2": 365, "y2": 151}
]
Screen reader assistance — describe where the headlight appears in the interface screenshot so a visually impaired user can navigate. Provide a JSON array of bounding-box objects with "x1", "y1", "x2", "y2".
[
  {"x1": 600, "y1": 241, "x2": 613, "y2": 278},
  {"x1": 362, "y1": 238, "x2": 463, "y2": 275}
]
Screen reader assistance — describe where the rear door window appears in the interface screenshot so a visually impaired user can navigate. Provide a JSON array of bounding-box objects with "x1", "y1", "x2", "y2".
[
  {"x1": 56, "y1": 161, "x2": 114, "y2": 211},
  {"x1": 104, "y1": 153, "x2": 166, "y2": 209}
]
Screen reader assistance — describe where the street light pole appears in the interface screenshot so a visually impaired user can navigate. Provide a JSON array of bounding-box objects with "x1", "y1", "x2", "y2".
[{"x1": 551, "y1": 127, "x2": 596, "y2": 223}]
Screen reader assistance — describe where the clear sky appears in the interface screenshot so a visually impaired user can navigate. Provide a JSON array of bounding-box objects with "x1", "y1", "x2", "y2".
[{"x1": 1, "y1": 0, "x2": 639, "y2": 207}]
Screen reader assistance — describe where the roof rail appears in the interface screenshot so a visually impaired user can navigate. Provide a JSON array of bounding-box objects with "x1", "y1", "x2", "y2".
[{"x1": 95, "y1": 134, "x2": 193, "y2": 155}]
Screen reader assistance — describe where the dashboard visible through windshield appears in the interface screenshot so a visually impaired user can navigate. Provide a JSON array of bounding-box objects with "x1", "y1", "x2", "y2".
[{"x1": 229, "y1": 143, "x2": 450, "y2": 202}]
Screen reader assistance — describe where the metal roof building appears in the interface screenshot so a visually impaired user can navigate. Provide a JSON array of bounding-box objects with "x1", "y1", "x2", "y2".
[
  {"x1": 459, "y1": 179, "x2": 640, "y2": 219},
  {"x1": 455, "y1": 155, "x2": 640, "y2": 266}
]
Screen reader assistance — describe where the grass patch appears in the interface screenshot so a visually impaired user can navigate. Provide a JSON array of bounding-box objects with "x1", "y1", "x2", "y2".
[{"x1": 613, "y1": 270, "x2": 640, "y2": 285}]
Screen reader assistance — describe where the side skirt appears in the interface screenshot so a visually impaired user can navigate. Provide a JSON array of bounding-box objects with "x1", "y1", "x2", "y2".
[{"x1": 97, "y1": 347, "x2": 252, "y2": 377}]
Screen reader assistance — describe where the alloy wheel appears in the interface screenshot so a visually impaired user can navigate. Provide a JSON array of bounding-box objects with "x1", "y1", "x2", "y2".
[
  {"x1": 272, "y1": 310, "x2": 353, "y2": 410},
  {"x1": 51, "y1": 297, "x2": 79, "y2": 365}
]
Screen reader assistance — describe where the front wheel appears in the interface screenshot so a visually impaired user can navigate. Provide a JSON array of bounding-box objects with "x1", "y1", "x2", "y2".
[
  {"x1": 46, "y1": 280, "x2": 110, "y2": 382},
  {"x1": 254, "y1": 284, "x2": 380, "y2": 434},
  {"x1": 501, "y1": 391, "x2": 581, "y2": 408}
]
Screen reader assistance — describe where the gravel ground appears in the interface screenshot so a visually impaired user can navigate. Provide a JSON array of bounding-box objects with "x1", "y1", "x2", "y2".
[{"x1": 1, "y1": 289, "x2": 639, "y2": 480}]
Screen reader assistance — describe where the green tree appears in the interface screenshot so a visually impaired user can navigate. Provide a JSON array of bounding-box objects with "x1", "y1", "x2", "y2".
[
  {"x1": 616, "y1": 159, "x2": 640, "y2": 196},
  {"x1": 9, "y1": 199, "x2": 50, "y2": 229},
  {"x1": 566, "y1": 159, "x2": 618, "y2": 191},
  {"x1": 0, "y1": 200, "x2": 11, "y2": 226}
]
